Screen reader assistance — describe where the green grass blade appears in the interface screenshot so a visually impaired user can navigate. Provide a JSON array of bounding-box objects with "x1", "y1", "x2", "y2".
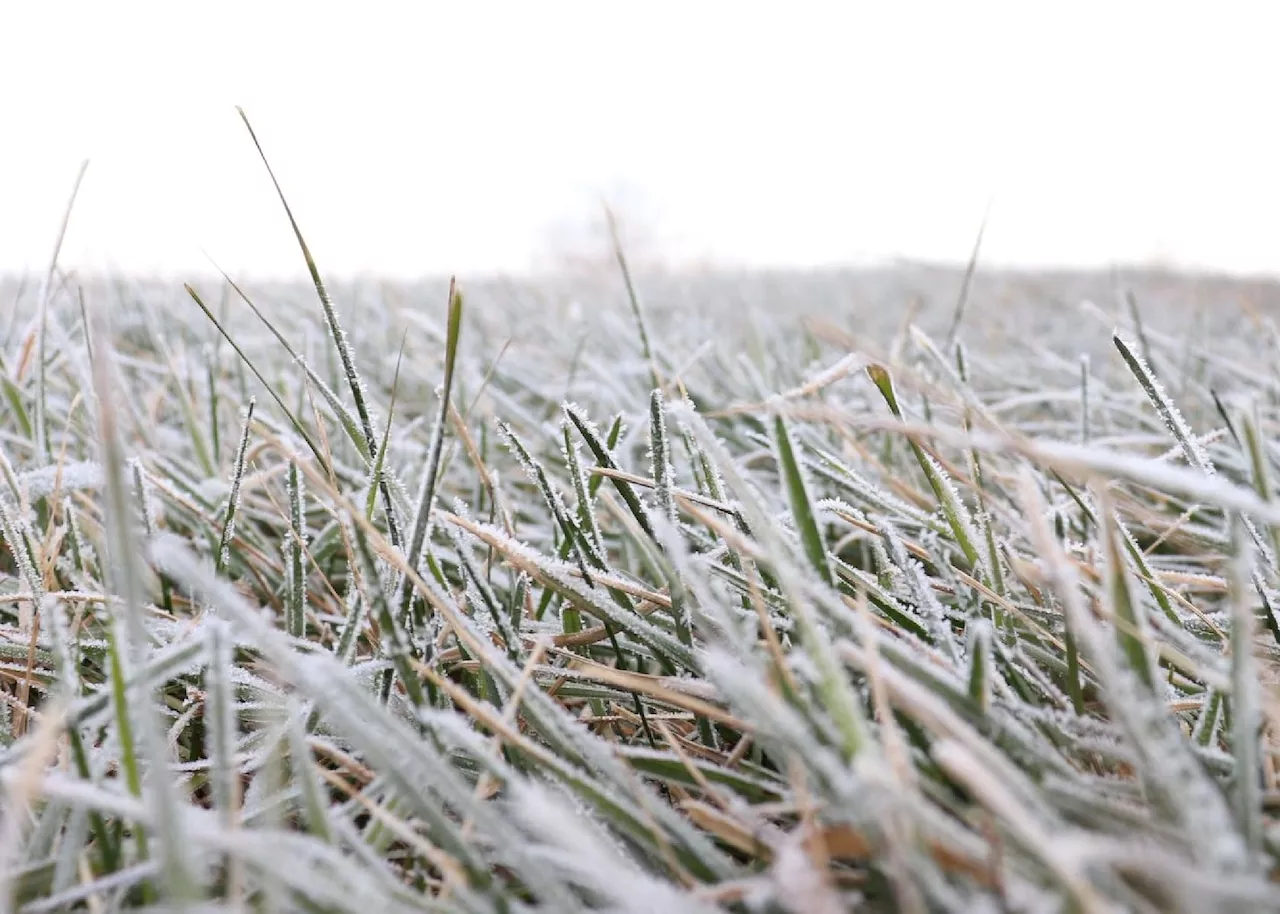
[
  {"x1": 286, "y1": 459, "x2": 307, "y2": 638},
  {"x1": 772, "y1": 413, "x2": 833, "y2": 587},
  {"x1": 1099, "y1": 493, "x2": 1156, "y2": 691},
  {"x1": 364, "y1": 334, "x2": 406, "y2": 525},
  {"x1": 215, "y1": 399, "x2": 255, "y2": 577},
  {"x1": 943, "y1": 204, "x2": 988, "y2": 346},
  {"x1": 394, "y1": 279, "x2": 463, "y2": 629},
  {"x1": 88, "y1": 305, "x2": 200, "y2": 904},
  {"x1": 564, "y1": 403, "x2": 654, "y2": 540},
  {"x1": 604, "y1": 204, "x2": 660, "y2": 392},
  {"x1": 867, "y1": 364, "x2": 982, "y2": 569},
  {"x1": 186, "y1": 283, "x2": 328, "y2": 473},
  {"x1": 237, "y1": 110, "x2": 382, "y2": 466}
]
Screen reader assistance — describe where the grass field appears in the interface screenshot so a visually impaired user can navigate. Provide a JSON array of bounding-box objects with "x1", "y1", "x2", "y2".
[{"x1": 3, "y1": 170, "x2": 1280, "y2": 913}]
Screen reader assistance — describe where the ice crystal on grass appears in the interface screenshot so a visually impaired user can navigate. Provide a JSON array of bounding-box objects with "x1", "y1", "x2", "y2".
[
  {"x1": 17, "y1": 460, "x2": 104, "y2": 499},
  {"x1": 0, "y1": 497, "x2": 42, "y2": 601},
  {"x1": 9, "y1": 256, "x2": 1280, "y2": 911},
  {"x1": 1115, "y1": 333, "x2": 1217, "y2": 476}
]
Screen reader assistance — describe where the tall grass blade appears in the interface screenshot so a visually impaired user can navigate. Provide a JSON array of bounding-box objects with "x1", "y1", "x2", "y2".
[
  {"x1": 34, "y1": 161, "x2": 89, "y2": 465},
  {"x1": 944, "y1": 204, "x2": 989, "y2": 346},
  {"x1": 236, "y1": 111, "x2": 382, "y2": 468},
  {"x1": 215, "y1": 399, "x2": 255, "y2": 577},
  {"x1": 605, "y1": 204, "x2": 660, "y2": 391},
  {"x1": 394, "y1": 280, "x2": 463, "y2": 630}
]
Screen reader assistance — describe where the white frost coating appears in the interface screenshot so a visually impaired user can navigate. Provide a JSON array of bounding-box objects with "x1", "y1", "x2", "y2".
[
  {"x1": 1022, "y1": 470, "x2": 1250, "y2": 876},
  {"x1": 11, "y1": 273, "x2": 1280, "y2": 910},
  {"x1": 562, "y1": 401, "x2": 625, "y2": 456},
  {"x1": 1114, "y1": 333, "x2": 1217, "y2": 477},
  {"x1": 217, "y1": 397, "x2": 256, "y2": 574},
  {"x1": 918, "y1": 447, "x2": 985, "y2": 564},
  {"x1": 925, "y1": 427, "x2": 1280, "y2": 527},
  {"x1": 0, "y1": 498, "x2": 43, "y2": 602},
  {"x1": 14, "y1": 461, "x2": 104, "y2": 500},
  {"x1": 459, "y1": 514, "x2": 697, "y2": 668},
  {"x1": 559, "y1": 424, "x2": 605, "y2": 549},
  {"x1": 771, "y1": 835, "x2": 846, "y2": 914},
  {"x1": 508, "y1": 781, "x2": 723, "y2": 914},
  {"x1": 649, "y1": 389, "x2": 677, "y2": 524},
  {"x1": 129, "y1": 459, "x2": 161, "y2": 538},
  {"x1": 882, "y1": 525, "x2": 957, "y2": 659},
  {"x1": 811, "y1": 452, "x2": 937, "y2": 528},
  {"x1": 39, "y1": 594, "x2": 79, "y2": 694},
  {"x1": 780, "y1": 351, "x2": 866, "y2": 401},
  {"x1": 295, "y1": 354, "x2": 373, "y2": 457}
]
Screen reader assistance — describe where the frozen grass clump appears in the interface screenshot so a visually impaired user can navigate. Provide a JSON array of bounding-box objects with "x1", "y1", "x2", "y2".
[{"x1": 5, "y1": 149, "x2": 1280, "y2": 910}]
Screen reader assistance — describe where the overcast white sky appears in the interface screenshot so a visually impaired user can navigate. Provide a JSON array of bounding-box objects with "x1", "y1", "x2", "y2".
[{"x1": 2, "y1": 2, "x2": 1277, "y2": 279}]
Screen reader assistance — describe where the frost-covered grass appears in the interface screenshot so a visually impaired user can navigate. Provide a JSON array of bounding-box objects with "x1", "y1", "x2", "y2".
[{"x1": 6, "y1": 165, "x2": 1280, "y2": 912}]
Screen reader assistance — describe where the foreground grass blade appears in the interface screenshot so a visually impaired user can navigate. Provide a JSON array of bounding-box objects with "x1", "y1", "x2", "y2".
[
  {"x1": 1228, "y1": 516, "x2": 1263, "y2": 857},
  {"x1": 1095, "y1": 490, "x2": 1156, "y2": 690},
  {"x1": 88, "y1": 305, "x2": 200, "y2": 904}
]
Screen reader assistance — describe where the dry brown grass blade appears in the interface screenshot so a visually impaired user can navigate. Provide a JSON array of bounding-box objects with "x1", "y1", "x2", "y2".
[{"x1": 556, "y1": 652, "x2": 748, "y2": 731}]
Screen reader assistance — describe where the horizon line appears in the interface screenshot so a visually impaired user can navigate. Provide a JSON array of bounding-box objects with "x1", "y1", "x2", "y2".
[{"x1": 4, "y1": 255, "x2": 1280, "y2": 290}]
